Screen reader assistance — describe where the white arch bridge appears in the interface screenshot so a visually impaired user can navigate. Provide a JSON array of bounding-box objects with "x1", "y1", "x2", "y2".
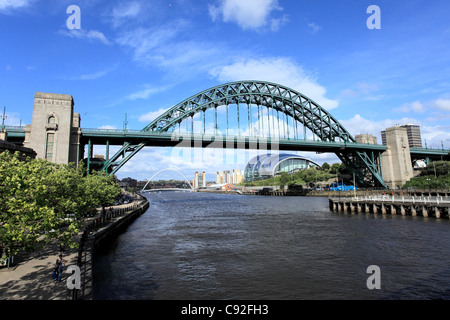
[{"x1": 140, "y1": 168, "x2": 195, "y2": 193}]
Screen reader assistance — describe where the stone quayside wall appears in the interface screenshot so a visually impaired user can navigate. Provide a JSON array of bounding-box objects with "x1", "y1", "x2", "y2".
[{"x1": 72, "y1": 196, "x2": 149, "y2": 300}]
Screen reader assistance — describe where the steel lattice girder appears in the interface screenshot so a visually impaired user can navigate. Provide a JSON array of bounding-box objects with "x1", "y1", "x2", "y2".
[
  {"x1": 103, "y1": 81, "x2": 385, "y2": 187},
  {"x1": 336, "y1": 150, "x2": 386, "y2": 188},
  {"x1": 141, "y1": 81, "x2": 353, "y2": 143}
]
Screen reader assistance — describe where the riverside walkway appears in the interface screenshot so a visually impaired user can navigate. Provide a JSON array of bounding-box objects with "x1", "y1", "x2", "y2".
[{"x1": 0, "y1": 198, "x2": 147, "y2": 300}]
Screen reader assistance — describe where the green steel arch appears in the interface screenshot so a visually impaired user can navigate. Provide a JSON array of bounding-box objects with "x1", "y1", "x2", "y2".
[
  {"x1": 142, "y1": 80, "x2": 354, "y2": 143},
  {"x1": 102, "y1": 80, "x2": 386, "y2": 188}
]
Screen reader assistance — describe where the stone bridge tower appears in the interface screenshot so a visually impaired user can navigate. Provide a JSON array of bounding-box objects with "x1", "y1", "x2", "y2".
[
  {"x1": 23, "y1": 92, "x2": 82, "y2": 165},
  {"x1": 380, "y1": 125, "x2": 414, "y2": 189}
]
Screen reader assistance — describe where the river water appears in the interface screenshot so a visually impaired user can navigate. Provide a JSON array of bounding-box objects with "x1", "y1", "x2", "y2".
[{"x1": 92, "y1": 191, "x2": 450, "y2": 300}]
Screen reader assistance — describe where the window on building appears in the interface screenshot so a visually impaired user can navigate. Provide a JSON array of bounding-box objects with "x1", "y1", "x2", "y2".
[
  {"x1": 45, "y1": 132, "x2": 54, "y2": 162},
  {"x1": 48, "y1": 116, "x2": 56, "y2": 124}
]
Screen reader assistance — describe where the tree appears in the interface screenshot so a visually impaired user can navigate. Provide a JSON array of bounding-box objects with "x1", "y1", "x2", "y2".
[
  {"x1": 0, "y1": 151, "x2": 121, "y2": 260},
  {"x1": 82, "y1": 170, "x2": 121, "y2": 210},
  {"x1": 403, "y1": 161, "x2": 450, "y2": 189},
  {"x1": 279, "y1": 172, "x2": 290, "y2": 190},
  {"x1": 322, "y1": 162, "x2": 330, "y2": 171}
]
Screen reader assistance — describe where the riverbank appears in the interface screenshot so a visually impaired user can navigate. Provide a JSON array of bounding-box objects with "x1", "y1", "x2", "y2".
[
  {"x1": 200, "y1": 187, "x2": 450, "y2": 197},
  {"x1": 0, "y1": 196, "x2": 149, "y2": 300},
  {"x1": 75, "y1": 196, "x2": 149, "y2": 300}
]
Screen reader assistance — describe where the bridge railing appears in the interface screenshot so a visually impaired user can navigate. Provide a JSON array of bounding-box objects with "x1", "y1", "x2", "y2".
[
  {"x1": 4, "y1": 126, "x2": 25, "y2": 131},
  {"x1": 333, "y1": 194, "x2": 450, "y2": 205},
  {"x1": 80, "y1": 128, "x2": 388, "y2": 148},
  {"x1": 81, "y1": 128, "x2": 143, "y2": 133}
]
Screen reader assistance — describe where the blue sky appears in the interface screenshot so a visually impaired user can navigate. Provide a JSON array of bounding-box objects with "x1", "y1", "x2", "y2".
[{"x1": 1, "y1": 0, "x2": 450, "y2": 181}]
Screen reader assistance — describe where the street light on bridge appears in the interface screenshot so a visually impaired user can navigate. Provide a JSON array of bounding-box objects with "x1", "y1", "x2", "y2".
[{"x1": 0, "y1": 106, "x2": 7, "y2": 131}]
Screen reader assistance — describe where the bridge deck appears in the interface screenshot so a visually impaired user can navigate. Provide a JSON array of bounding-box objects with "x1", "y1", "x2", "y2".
[
  {"x1": 4, "y1": 126, "x2": 449, "y2": 157},
  {"x1": 80, "y1": 129, "x2": 388, "y2": 152}
]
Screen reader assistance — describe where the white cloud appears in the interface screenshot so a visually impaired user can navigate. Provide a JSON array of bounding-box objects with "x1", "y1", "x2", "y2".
[
  {"x1": 98, "y1": 125, "x2": 117, "y2": 130},
  {"x1": 339, "y1": 114, "x2": 419, "y2": 139},
  {"x1": 339, "y1": 114, "x2": 450, "y2": 148},
  {"x1": 0, "y1": 0, "x2": 30, "y2": 11},
  {"x1": 394, "y1": 101, "x2": 425, "y2": 113},
  {"x1": 59, "y1": 29, "x2": 111, "y2": 45},
  {"x1": 210, "y1": 57, "x2": 339, "y2": 110},
  {"x1": 138, "y1": 108, "x2": 170, "y2": 123},
  {"x1": 72, "y1": 65, "x2": 117, "y2": 80},
  {"x1": 115, "y1": 21, "x2": 229, "y2": 77},
  {"x1": 432, "y1": 99, "x2": 450, "y2": 111},
  {"x1": 110, "y1": 1, "x2": 141, "y2": 28},
  {"x1": 307, "y1": 22, "x2": 321, "y2": 34},
  {"x1": 126, "y1": 85, "x2": 169, "y2": 101},
  {"x1": 116, "y1": 23, "x2": 182, "y2": 61},
  {"x1": 3, "y1": 111, "x2": 22, "y2": 126},
  {"x1": 209, "y1": 0, "x2": 283, "y2": 31},
  {"x1": 340, "y1": 82, "x2": 384, "y2": 101},
  {"x1": 270, "y1": 14, "x2": 289, "y2": 31}
]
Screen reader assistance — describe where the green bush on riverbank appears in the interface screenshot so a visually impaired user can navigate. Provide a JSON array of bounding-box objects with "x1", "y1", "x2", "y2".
[
  {"x1": 0, "y1": 151, "x2": 121, "y2": 260},
  {"x1": 404, "y1": 161, "x2": 450, "y2": 189},
  {"x1": 240, "y1": 165, "x2": 337, "y2": 189}
]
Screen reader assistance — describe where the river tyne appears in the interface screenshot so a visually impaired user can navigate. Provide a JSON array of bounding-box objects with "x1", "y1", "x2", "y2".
[{"x1": 93, "y1": 191, "x2": 450, "y2": 300}]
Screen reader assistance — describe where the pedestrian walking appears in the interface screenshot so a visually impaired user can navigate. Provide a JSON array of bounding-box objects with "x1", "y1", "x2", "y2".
[{"x1": 54, "y1": 254, "x2": 66, "y2": 282}]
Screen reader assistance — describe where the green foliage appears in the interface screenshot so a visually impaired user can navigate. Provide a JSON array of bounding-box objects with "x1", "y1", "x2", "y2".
[
  {"x1": 0, "y1": 151, "x2": 121, "y2": 259},
  {"x1": 242, "y1": 166, "x2": 335, "y2": 188},
  {"x1": 404, "y1": 161, "x2": 450, "y2": 189},
  {"x1": 329, "y1": 163, "x2": 347, "y2": 175},
  {"x1": 321, "y1": 162, "x2": 330, "y2": 171},
  {"x1": 279, "y1": 172, "x2": 290, "y2": 189}
]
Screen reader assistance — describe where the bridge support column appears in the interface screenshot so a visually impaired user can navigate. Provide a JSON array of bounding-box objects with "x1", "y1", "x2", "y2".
[
  {"x1": 422, "y1": 206, "x2": 428, "y2": 218},
  {"x1": 87, "y1": 138, "x2": 92, "y2": 175},
  {"x1": 106, "y1": 139, "x2": 110, "y2": 161},
  {"x1": 391, "y1": 205, "x2": 396, "y2": 215},
  {"x1": 434, "y1": 207, "x2": 441, "y2": 219},
  {"x1": 373, "y1": 204, "x2": 378, "y2": 214},
  {"x1": 411, "y1": 206, "x2": 417, "y2": 217},
  {"x1": 400, "y1": 205, "x2": 406, "y2": 216}
]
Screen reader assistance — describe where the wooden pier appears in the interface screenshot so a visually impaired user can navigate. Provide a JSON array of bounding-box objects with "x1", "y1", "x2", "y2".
[{"x1": 329, "y1": 195, "x2": 450, "y2": 219}]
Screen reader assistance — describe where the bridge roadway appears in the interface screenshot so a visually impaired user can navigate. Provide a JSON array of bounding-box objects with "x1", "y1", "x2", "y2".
[
  {"x1": 6, "y1": 126, "x2": 449, "y2": 158},
  {"x1": 81, "y1": 129, "x2": 389, "y2": 153}
]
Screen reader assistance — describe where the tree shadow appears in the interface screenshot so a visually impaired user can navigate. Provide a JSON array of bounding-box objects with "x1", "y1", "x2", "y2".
[{"x1": 0, "y1": 243, "x2": 77, "y2": 300}]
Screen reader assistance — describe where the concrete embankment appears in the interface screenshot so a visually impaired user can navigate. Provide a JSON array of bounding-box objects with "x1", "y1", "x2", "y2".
[{"x1": 74, "y1": 196, "x2": 149, "y2": 300}]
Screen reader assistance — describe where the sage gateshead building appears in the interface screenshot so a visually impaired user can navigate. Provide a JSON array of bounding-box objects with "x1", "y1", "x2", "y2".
[{"x1": 244, "y1": 153, "x2": 320, "y2": 182}]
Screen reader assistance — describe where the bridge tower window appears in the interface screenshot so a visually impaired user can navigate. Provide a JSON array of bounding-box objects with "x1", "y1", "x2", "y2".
[{"x1": 45, "y1": 132, "x2": 54, "y2": 162}]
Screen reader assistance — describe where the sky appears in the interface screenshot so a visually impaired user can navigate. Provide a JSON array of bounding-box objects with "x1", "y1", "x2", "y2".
[{"x1": 1, "y1": 0, "x2": 450, "y2": 182}]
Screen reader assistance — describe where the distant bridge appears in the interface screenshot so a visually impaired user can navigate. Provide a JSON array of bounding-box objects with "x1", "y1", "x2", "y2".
[{"x1": 143, "y1": 188, "x2": 194, "y2": 193}]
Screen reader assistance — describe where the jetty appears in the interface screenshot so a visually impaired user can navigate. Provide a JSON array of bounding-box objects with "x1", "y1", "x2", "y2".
[{"x1": 329, "y1": 194, "x2": 450, "y2": 219}]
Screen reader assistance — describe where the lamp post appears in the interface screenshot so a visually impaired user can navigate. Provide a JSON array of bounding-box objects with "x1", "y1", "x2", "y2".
[
  {"x1": 123, "y1": 113, "x2": 128, "y2": 132},
  {"x1": 0, "y1": 106, "x2": 6, "y2": 131}
]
